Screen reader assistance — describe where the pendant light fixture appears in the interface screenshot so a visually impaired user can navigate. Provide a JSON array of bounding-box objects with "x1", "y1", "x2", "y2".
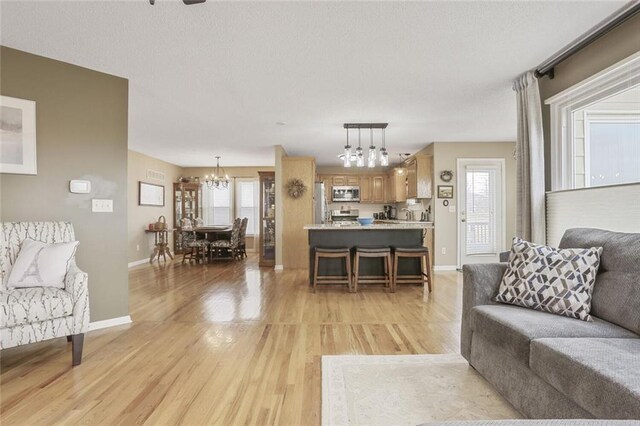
[
  {"x1": 339, "y1": 123, "x2": 389, "y2": 168},
  {"x1": 205, "y1": 156, "x2": 230, "y2": 189},
  {"x1": 356, "y1": 128, "x2": 365, "y2": 167},
  {"x1": 367, "y1": 128, "x2": 376, "y2": 168},
  {"x1": 379, "y1": 128, "x2": 389, "y2": 166},
  {"x1": 343, "y1": 128, "x2": 352, "y2": 168}
]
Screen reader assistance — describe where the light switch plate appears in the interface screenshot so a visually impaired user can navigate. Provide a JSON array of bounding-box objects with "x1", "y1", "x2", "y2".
[
  {"x1": 92, "y1": 199, "x2": 113, "y2": 213},
  {"x1": 70, "y1": 180, "x2": 91, "y2": 194}
]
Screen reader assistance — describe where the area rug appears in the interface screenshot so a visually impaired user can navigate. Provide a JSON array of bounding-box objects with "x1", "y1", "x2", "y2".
[{"x1": 322, "y1": 354, "x2": 521, "y2": 426}]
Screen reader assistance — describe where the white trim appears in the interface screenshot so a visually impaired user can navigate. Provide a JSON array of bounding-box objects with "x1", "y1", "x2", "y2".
[
  {"x1": 434, "y1": 265, "x2": 458, "y2": 271},
  {"x1": 88, "y1": 315, "x2": 132, "y2": 332},
  {"x1": 456, "y1": 158, "x2": 507, "y2": 268},
  {"x1": 274, "y1": 264, "x2": 284, "y2": 271},
  {"x1": 128, "y1": 258, "x2": 148, "y2": 268},
  {"x1": 545, "y1": 51, "x2": 640, "y2": 191}
]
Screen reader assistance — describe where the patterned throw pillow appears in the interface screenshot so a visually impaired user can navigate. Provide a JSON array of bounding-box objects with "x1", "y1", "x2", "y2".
[{"x1": 495, "y1": 238, "x2": 602, "y2": 321}]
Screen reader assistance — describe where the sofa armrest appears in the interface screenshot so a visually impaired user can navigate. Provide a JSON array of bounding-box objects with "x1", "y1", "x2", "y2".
[
  {"x1": 461, "y1": 263, "x2": 507, "y2": 361},
  {"x1": 65, "y1": 261, "x2": 90, "y2": 334}
]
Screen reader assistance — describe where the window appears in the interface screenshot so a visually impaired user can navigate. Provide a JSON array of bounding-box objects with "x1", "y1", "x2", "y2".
[
  {"x1": 546, "y1": 52, "x2": 640, "y2": 191},
  {"x1": 236, "y1": 179, "x2": 258, "y2": 235},
  {"x1": 200, "y1": 179, "x2": 259, "y2": 235},
  {"x1": 201, "y1": 184, "x2": 232, "y2": 226}
]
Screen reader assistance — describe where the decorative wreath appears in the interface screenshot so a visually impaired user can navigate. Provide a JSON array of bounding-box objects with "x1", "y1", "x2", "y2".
[
  {"x1": 286, "y1": 178, "x2": 307, "y2": 199},
  {"x1": 440, "y1": 170, "x2": 454, "y2": 182}
]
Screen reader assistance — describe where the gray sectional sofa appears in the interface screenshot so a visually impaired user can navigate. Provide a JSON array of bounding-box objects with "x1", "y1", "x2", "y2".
[{"x1": 461, "y1": 228, "x2": 640, "y2": 420}]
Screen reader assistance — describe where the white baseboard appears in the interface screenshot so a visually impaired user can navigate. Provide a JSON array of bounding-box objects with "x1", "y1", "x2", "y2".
[
  {"x1": 274, "y1": 264, "x2": 284, "y2": 271},
  {"x1": 128, "y1": 258, "x2": 148, "y2": 268},
  {"x1": 434, "y1": 265, "x2": 459, "y2": 271},
  {"x1": 88, "y1": 315, "x2": 132, "y2": 331}
]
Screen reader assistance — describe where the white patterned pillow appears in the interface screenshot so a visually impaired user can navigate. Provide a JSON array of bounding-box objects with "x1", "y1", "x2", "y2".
[
  {"x1": 7, "y1": 238, "x2": 79, "y2": 289},
  {"x1": 495, "y1": 238, "x2": 602, "y2": 321}
]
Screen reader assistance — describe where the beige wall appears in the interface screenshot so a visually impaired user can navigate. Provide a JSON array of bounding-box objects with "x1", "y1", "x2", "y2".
[
  {"x1": 0, "y1": 46, "x2": 129, "y2": 322},
  {"x1": 128, "y1": 150, "x2": 183, "y2": 263},
  {"x1": 182, "y1": 166, "x2": 273, "y2": 179},
  {"x1": 281, "y1": 156, "x2": 315, "y2": 269},
  {"x1": 538, "y1": 13, "x2": 640, "y2": 191},
  {"x1": 431, "y1": 142, "x2": 516, "y2": 267},
  {"x1": 274, "y1": 145, "x2": 286, "y2": 267}
]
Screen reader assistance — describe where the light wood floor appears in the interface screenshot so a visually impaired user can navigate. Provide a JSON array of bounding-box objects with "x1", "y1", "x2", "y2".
[{"x1": 1, "y1": 254, "x2": 463, "y2": 425}]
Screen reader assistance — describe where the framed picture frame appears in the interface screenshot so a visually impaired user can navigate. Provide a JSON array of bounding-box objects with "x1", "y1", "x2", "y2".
[
  {"x1": 438, "y1": 185, "x2": 454, "y2": 199},
  {"x1": 139, "y1": 182, "x2": 165, "y2": 207},
  {"x1": 0, "y1": 95, "x2": 37, "y2": 175}
]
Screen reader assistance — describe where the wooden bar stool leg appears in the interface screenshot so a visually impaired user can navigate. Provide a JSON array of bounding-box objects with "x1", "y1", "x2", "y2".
[
  {"x1": 345, "y1": 254, "x2": 352, "y2": 293},
  {"x1": 392, "y1": 253, "x2": 399, "y2": 293},
  {"x1": 387, "y1": 254, "x2": 393, "y2": 292},
  {"x1": 313, "y1": 252, "x2": 320, "y2": 293},
  {"x1": 383, "y1": 254, "x2": 389, "y2": 288},
  {"x1": 353, "y1": 253, "x2": 360, "y2": 293},
  {"x1": 425, "y1": 251, "x2": 432, "y2": 293}
]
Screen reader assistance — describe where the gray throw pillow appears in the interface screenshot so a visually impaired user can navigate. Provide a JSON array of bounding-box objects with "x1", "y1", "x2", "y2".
[{"x1": 495, "y1": 237, "x2": 602, "y2": 321}]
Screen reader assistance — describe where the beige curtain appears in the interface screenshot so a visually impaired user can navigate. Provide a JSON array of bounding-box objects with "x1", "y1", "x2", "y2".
[{"x1": 513, "y1": 71, "x2": 546, "y2": 244}]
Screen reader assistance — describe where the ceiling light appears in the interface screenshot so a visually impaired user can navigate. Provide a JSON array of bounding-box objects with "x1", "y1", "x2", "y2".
[
  {"x1": 204, "y1": 156, "x2": 230, "y2": 189},
  {"x1": 340, "y1": 123, "x2": 388, "y2": 168}
]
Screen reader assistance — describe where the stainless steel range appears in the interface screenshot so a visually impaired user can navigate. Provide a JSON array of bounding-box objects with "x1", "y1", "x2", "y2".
[{"x1": 330, "y1": 209, "x2": 359, "y2": 223}]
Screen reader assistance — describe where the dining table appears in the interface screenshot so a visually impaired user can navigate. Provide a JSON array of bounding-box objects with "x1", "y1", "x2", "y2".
[{"x1": 193, "y1": 226, "x2": 232, "y2": 242}]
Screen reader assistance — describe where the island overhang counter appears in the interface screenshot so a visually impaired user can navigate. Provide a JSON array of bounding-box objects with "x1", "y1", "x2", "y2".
[{"x1": 304, "y1": 223, "x2": 434, "y2": 286}]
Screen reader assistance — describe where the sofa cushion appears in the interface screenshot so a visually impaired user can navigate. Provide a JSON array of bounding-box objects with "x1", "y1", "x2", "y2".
[
  {"x1": 495, "y1": 237, "x2": 602, "y2": 321},
  {"x1": 0, "y1": 287, "x2": 74, "y2": 327},
  {"x1": 530, "y1": 338, "x2": 640, "y2": 419},
  {"x1": 559, "y1": 228, "x2": 640, "y2": 335},
  {"x1": 470, "y1": 305, "x2": 638, "y2": 365}
]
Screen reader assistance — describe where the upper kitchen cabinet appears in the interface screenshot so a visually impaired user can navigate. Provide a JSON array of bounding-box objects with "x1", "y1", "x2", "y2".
[
  {"x1": 389, "y1": 167, "x2": 407, "y2": 203},
  {"x1": 346, "y1": 175, "x2": 359, "y2": 186},
  {"x1": 332, "y1": 175, "x2": 346, "y2": 186},
  {"x1": 372, "y1": 175, "x2": 385, "y2": 203},
  {"x1": 359, "y1": 176, "x2": 372, "y2": 203},
  {"x1": 407, "y1": 154, "x2": 433, "y2": 199}
]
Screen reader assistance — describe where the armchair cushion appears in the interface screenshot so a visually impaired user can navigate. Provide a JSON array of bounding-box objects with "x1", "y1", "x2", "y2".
[
  {"x1": 1, "y1": 287, "x2": 73, "y2": 327},
  {"x1": 8, "y1": 238, "x2": 79, "y2": 289}
]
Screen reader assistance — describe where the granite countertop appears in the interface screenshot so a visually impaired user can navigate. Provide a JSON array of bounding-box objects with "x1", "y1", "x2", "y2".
[{"x1": 304, "y1": 222, "x2": 434, "y2": 230}]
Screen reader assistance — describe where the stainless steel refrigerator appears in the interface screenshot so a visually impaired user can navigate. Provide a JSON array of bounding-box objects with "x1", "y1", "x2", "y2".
[{"x1": 314, "y1": 182, "x2": 327, "y2": 224}]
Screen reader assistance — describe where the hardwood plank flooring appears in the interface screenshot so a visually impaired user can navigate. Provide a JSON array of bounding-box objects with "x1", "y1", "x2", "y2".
[{"x1": 1, "y1": 254, "x2": 463, "y2": 425}]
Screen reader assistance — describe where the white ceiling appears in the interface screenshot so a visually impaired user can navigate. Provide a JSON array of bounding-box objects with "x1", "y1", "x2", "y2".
[{"x1": 0, "y1": 1, "x2": 625, "y2": 167}]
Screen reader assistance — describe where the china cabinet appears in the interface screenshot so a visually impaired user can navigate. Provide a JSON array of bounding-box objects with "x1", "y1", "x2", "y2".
[
  {"x1": 258, "y1": 172, "x2": 276, "y2": 266},
  {"x1": 173, "y1": 182, "x2": 202, "y2": 253}
]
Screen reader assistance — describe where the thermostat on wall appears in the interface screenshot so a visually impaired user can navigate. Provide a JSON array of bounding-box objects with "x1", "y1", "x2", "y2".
[{"x1": 69, "y1": 180, "x2": 91, "y2": 194}]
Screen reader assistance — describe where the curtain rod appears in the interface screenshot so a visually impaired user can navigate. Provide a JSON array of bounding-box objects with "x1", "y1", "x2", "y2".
[{"x1": 535, "y1": 0, "x2": 640, "y2": 79}]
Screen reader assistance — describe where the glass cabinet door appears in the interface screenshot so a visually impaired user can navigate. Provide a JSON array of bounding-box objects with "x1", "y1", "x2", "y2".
[{"x1": 259, "y1": 172, "x2": 276, "y2": 266}]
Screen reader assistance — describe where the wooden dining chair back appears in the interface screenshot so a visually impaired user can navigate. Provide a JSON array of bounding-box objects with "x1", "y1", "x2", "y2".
[
  {"x1": 210, "y1": 218, "x2": 242, "y2": 260},
  {"x1": 239, "y1": 217, "x2": 249, "y2": 259},
  {"x1": 181, "y1": 230, "x2": 208, "y2": 264}
]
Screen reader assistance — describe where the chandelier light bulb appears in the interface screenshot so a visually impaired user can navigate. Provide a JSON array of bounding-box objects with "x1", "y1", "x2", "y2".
[
  {"x1": 356, "y1": 146, "x2": 364, "y2": 167},
  {"x1": 380, "y1": 147, "x2": 389, "y2": 166},
  {"x1": 344, "y1": 145, "x2": 352, "y2": 167}
]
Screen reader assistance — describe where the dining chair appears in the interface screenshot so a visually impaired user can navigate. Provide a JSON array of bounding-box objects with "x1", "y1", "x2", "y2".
[
  {"x1": 210, "y1": 218, "x2": 242, "y2": 260},
  {"x1": 181, "y1": 229, "x2": 209, "y2": 264},
  {"x1": 238, "y1": 217, "x2": 249, "y2": 259}
]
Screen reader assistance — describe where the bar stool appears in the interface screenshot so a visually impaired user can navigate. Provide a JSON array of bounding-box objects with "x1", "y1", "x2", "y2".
[
  {"x1": 392, "y1": 246, "x2": 432, "y2": 292},
  {"x1": 352, "y1": 247, "x2": 393, "y2": 293},
  {"x1": 313, "y1": 247, "x2": 352, "y2": 293}
]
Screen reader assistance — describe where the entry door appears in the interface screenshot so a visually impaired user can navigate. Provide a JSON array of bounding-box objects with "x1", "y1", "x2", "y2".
[{"x1": 458, "y1": 159, "x2": 505, "y2": 267}]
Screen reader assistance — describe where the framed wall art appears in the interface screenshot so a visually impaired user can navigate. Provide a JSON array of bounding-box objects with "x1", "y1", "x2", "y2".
[
  {"x1": 139, "y1": 181, "x2": 165, "y2": 207},
  {"x1": 0, "y1": 95, "x2": 37, "y2": 175},
  {"x1": 438, "y1": 185, "x2": 454, "y2": 199}
]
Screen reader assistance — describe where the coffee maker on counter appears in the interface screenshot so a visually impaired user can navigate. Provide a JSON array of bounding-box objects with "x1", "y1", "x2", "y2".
[{"x1": 383, "y1": 205, "x2": 397, "y2": 220}]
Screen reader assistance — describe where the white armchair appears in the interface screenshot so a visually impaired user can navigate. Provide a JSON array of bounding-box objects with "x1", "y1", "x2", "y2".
[{"x1": 0, "y1": 222, "x2": 90, "y2": 366}]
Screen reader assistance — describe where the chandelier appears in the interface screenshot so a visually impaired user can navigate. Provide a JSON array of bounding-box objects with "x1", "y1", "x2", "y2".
[
  {"x1": 338, "y1": 123, "x2": 389, "y2": 168},
  {"x1": 204, "y1": 156, "x2": 230, "y2": 189}
]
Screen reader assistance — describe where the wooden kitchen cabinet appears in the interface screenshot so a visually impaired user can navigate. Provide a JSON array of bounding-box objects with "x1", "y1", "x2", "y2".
[
  {"x1": 359, "y1": 176, "x2": 372, "y2": 203},
  {"x1": 346, "y1": 176, "x2": 359, "y2": 186},
  {"x1": 332, "y1": 176, "x2": 346, "y2": 186},
  {"x1": 390, "y1": 168, "x2": 407, "y2": 203},
  {"x1": 372, "y1": 176, "x2": 385, "y2": 203},
  {"x1": 405, "y1": 154, "x2": 433, "y2": 199}
]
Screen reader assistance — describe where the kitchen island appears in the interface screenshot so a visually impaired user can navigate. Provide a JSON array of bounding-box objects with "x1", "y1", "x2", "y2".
[{"x1": 304, "y1": 223, "x2": 434, "y2": 287}]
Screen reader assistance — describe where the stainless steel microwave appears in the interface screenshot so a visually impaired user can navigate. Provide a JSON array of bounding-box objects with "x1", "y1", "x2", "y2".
[{"x1": 332, "y1": 186, "x2": 360, "y2": 202}]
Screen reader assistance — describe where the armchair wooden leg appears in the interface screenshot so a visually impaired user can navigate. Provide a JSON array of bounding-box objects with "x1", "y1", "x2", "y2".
[
  {"x1": 66, "y1": 335, "x2": 72, "y2": 342},
  {"x1": 71, "y1": 333, "x2": 85, "y2": 366}
]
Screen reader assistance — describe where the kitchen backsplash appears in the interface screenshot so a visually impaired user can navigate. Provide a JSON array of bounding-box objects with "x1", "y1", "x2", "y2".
[{"x1": 328, "y1": 200, "x2": 432, "y2": 221}]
